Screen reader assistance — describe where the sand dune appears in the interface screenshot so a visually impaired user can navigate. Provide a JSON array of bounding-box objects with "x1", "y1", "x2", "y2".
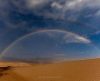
[{"x1": 0, "y1": 58, "x2": 100, "y2": 81}]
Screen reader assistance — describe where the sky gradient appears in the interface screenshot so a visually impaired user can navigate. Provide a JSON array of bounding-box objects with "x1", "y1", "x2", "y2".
[{"x1": 0, "y1": 0, "x2": 100, "y2": 62}]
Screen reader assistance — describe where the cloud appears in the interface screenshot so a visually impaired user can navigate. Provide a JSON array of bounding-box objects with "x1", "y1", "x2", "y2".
[
  {"x1": 51, "y1": 1, "x2": 63, "y2": 9},
  {"x1": 0, "y1": 0, "x2": 100, "y2": 22},
  {"x1": 26, "y1": 0, "x2": 48, "y2": 9},
  {"x1": 95, "y1": 10, "x2": 100, "y2": 16},
  {"x1": 26, "y1": 0, "x2": 100, "y2": 20},
  {"x1": 0, "y1": 0, "x2": 100, "y2": 28},
  {"x1": 62, "y1": 30, "x2": 91, "y2": 44}
]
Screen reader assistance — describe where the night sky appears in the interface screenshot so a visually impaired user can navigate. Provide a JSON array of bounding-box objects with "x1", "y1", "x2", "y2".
[{"x1": 0, "y1": 0, "x2": 100, "y2": 62}]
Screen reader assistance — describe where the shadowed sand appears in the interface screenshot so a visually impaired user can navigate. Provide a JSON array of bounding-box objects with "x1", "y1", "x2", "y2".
[{"x1": 0, "y1": 58, "x2": 100, "y2": 81}]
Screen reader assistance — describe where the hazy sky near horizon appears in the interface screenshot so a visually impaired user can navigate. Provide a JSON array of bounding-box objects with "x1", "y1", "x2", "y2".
[{"x1": 0, "y1": 0, "x2": 100, "y2": 61}]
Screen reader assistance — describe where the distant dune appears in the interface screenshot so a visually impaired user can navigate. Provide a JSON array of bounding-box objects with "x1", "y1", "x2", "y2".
[{"x1": 0, "y1": 58, "x2": 100, "y2": 81}]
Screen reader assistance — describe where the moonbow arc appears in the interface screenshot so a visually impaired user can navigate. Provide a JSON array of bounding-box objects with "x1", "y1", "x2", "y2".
[{"x1": 0, "y1": 29, "x2": 99, "y2": 62}]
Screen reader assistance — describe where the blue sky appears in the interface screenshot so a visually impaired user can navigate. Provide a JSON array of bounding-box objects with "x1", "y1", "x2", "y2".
[{"x1": 0, "y1": 0, "x2": 100, "y2": 62}]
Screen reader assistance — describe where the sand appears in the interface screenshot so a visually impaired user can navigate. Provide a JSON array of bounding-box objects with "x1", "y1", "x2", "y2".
[{"x1": 0, "y1": 58, "x2": 100, "y2": 81}]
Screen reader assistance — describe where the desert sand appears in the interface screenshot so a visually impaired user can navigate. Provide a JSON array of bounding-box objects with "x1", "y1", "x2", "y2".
[{"x1": 0, "y1": 58, "x2": 100, "y2": 81}]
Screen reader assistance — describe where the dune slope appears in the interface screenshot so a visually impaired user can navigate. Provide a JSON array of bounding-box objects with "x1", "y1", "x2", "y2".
[{"x1": 0, "y1": 59, "x2": 100, "y2": 81}]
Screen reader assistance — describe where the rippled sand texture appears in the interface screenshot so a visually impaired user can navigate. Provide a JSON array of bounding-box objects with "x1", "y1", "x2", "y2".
[{"x1": 0, "y1": 59, "x2": 100, "y2": 81}]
